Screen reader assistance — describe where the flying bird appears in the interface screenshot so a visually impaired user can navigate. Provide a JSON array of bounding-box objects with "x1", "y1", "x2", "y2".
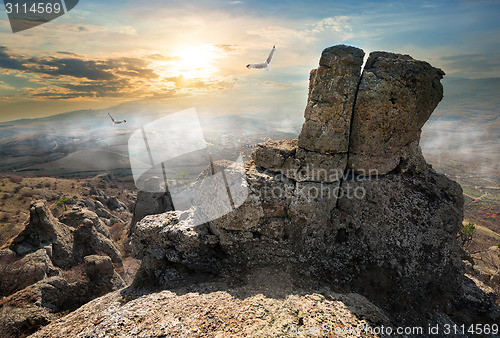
[
  {"x1": 108, "y1": 113, "x2": 126, "y2": 125},
  {"x1": 246, "y1": 45, "x2": 275, "y2": 71}
]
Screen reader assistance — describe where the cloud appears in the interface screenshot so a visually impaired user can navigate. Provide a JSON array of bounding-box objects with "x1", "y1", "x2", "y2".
[
  {"x1": 213, "y1": 44, "x2": 238, "y2": 53},
  {"x1": 0, "y1": 47, "x2": 234, "y2": 101},
  {"x1": 0, "y1": 80, "x2": 14, "y2": 90},
  {"x1": 0, "y1": 46, "x2": 28, "y2": 70},
  {"x1": 247, "y1": 16, "x2": 353, "y2": 44},
  {"x1": 228, "y1": 0, "x2": 243, "y2": 4},
  {"x1": 441, "y1": 53, "x2": 500, "y2": 78},
  {"x1": 309, "y1": 16, "x2": 352, "y2": 34}
]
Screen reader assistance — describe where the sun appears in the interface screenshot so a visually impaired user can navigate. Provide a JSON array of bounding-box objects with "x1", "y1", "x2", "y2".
[{"x1": 171, "y1": 45, "x2": 220, "y2": 80}]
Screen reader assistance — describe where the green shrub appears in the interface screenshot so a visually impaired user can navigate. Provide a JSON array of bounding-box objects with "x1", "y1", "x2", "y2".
[
  {"x1": 459, "y1": 222, "x2": 476, "y2": 248},
  {"x1": 56, "y1": 197, "x2": 72, "y2": 211}
]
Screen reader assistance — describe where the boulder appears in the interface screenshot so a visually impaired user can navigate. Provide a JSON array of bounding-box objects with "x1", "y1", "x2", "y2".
[
  {"x1": 84, "y1": 255, "x2": 115, "y2": 279},
  {"x1": 10, "y1": 200, "x2": 73, "y2": 267},
  {"x1": 298, "y1": 45, "x2": 365, "y2": 154},
  {"x1": 348, "y1": 52, "x2": 445, "y2": 174},
  {"x1": 252, "y1": 139, "x2": 297, "y2": 169},
  {"x1": 129, "y1": 176, "x2": 174, "y2": 234},
  {"x1": 0, "y1": 249, "x2": 60, "y2": 298},
  {"x1": 10, "y1": 200, "x2": 122, "y2": 268},
  {"x1": 95, "y1": 208, "x2": 112, "y2": 219},
  {"x1": 107, "y1": 196, "x2": 126, "y2": 210},
  {"x1": 59, "y1": 207, "x2": 110, "y2": 237}
]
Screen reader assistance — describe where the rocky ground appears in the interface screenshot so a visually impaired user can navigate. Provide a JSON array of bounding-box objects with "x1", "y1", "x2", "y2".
[
  {"x1": 31, "y1": 268, "x2": 389, "y2": 338},
  {"x1": 0, "y1": 174, "x2": 141, "y2": 337}
]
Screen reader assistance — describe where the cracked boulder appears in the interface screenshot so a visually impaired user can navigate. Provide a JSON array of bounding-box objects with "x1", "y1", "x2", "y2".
[
  {"x1": 348, "y1": 52, "x2": 445, "y2": 174},
  {"x1": 298, "y1": 45, "x2": 365, "y2": 154},
  {"x1": 253, "y1": 45, "x2": 365, "y2": 183}
]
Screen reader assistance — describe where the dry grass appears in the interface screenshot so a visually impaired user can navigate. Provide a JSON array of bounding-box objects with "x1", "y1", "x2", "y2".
[{"x1": 61, "y1": 263, "x2": 88, "y2": 284}]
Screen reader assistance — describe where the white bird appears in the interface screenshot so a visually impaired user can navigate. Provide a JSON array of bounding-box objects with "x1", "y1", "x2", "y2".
[
  {"x1": 246, "y1": 45, "x2": 275, "y2": 71},
  {"x1": 108, "y1": 113, "x2": 126, "y2": 125}
]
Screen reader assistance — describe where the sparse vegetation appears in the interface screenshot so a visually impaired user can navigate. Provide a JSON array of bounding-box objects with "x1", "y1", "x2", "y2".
[
  {"x1": 118, "y1": 294, "x2": 135, "y2": 304},
  {"x1": 56, "y1": 197, "x2": 72, "y2": 211},
  {"x1": 459, "y1": 222, "x2": 476, "y2": 248},
  {"x1": 5, "y1": 174, "x2": 23, "y2": 184},
  {"x1": 0, "y1": 175, "x2": 135, "y2": 249},
  {"x1": 21, "y1": 191, "x2": 34, "y2": 198},
  {"x1": 61, "y1": 263, "x2": 88, "y2": 284}
]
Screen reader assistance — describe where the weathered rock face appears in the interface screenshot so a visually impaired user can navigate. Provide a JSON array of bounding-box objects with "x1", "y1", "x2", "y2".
[
  {"x1": 129, "y1": 45, "x2": 498, "y2": 327},
  {"x1": 254, "y1": 47, "x2": 444, "y2": 181},
  {"x1": 1, "y1": 201, "x2": 125, "y2": 336},
  {"x1": 348, "y1": 52, "x2": 445, "y2": 174},
  {"x1": 11, "y1": 200, "x2": 74, "y2": 268},
  {"x1": 298, "y1": 45, "x2": 365, "y2": 154},
  {"x1": 131, "y1": 163, "x2": 465, "y2": 320},
  {"x1": 129, "y1": 177, "x2": 174, "y2": 234},
  {"x1": 10, "y1": 201, "x2": 122, "y2": 268},
  {"x1": 262, "y1": 45, "x2": 366, "y2": 183},
  {"x1": 0, "y1": 265, "x2": 124, "y2": 338}
]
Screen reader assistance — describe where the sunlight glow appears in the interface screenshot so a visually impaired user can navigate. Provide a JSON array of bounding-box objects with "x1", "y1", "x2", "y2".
[{"x1": 154, "y1": 45, "x2": 221, "y2": 83}]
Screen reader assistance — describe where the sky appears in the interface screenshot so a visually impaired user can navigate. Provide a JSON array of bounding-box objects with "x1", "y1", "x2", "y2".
[{"x1": 0, "y1": 0, "x2": 499, "y2": 122}]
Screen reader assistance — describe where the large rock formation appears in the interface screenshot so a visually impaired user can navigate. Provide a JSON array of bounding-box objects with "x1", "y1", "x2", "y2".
[
  {"x1": 126, "y1": 45, "x2": 500, "y2": 328},
  {"x1": 28, "y1": 45, "x2": 497, "y2": 336},
  {"x1": 257, "y1": 46, "x2": 365, "y2": 183},
  {"x1": 298, "y1": 46, "x2": 364, "y2": 154}
]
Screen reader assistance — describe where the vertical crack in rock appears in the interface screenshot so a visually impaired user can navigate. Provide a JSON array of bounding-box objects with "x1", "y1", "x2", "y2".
[
  {"x1": 347, "y1": 51, "x2": 445, "y2": 175},
  {"x1": 336, "y1": 53, "x2": 366, "y2": 207},
  {"x1": 252, "y1": 45, "x2": 365, "y2": 184}
]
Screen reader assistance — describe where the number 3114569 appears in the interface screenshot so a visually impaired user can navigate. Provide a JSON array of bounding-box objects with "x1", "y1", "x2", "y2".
[{"x1": 5, "y1": 2, "x2": 62, "y2": 14}]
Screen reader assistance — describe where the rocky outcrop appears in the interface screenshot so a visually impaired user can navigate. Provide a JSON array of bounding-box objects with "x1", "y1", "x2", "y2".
[
  {"x1": 30, "y1": 269, "x2": 392, "y2": 338},
  {"x1": 254, "y1": 47, "x2": 444, "y2": 181},
  {"x1": 0, "y1": 261, "x2": 124, "y2": 338},
  {"x1": 298, "y1": 45, "x2": 364, "y2": 155},
  {"x1": 10, "y1": 200, "x2": 122, "y2": 268},
  {"x1": 129, "y1": 176, "x2": 174, "y2": 233},
  {"x1": 10, "y1": 200, "x2": 74, "y2": 268},
  {"x1": 125, "y1": 45, "x2": 500, "y2": 329},
  {"x1": 256, "y1": 46, "x2": 365, "y2": 183},
  {"x1": 0, "y1": 200, "x2": 125, "y2": 336},
  {"x1": 348, "y1": 52, "x2": 445, "y2": 174}
]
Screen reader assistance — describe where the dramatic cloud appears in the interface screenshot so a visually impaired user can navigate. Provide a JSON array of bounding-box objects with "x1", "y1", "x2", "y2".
[
  {"x1": 0, "y1": 47, "x2": 233, "y2": 101},
  {"x1": 0, "y1": 46, "x2": 28, "y2": 70}
]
